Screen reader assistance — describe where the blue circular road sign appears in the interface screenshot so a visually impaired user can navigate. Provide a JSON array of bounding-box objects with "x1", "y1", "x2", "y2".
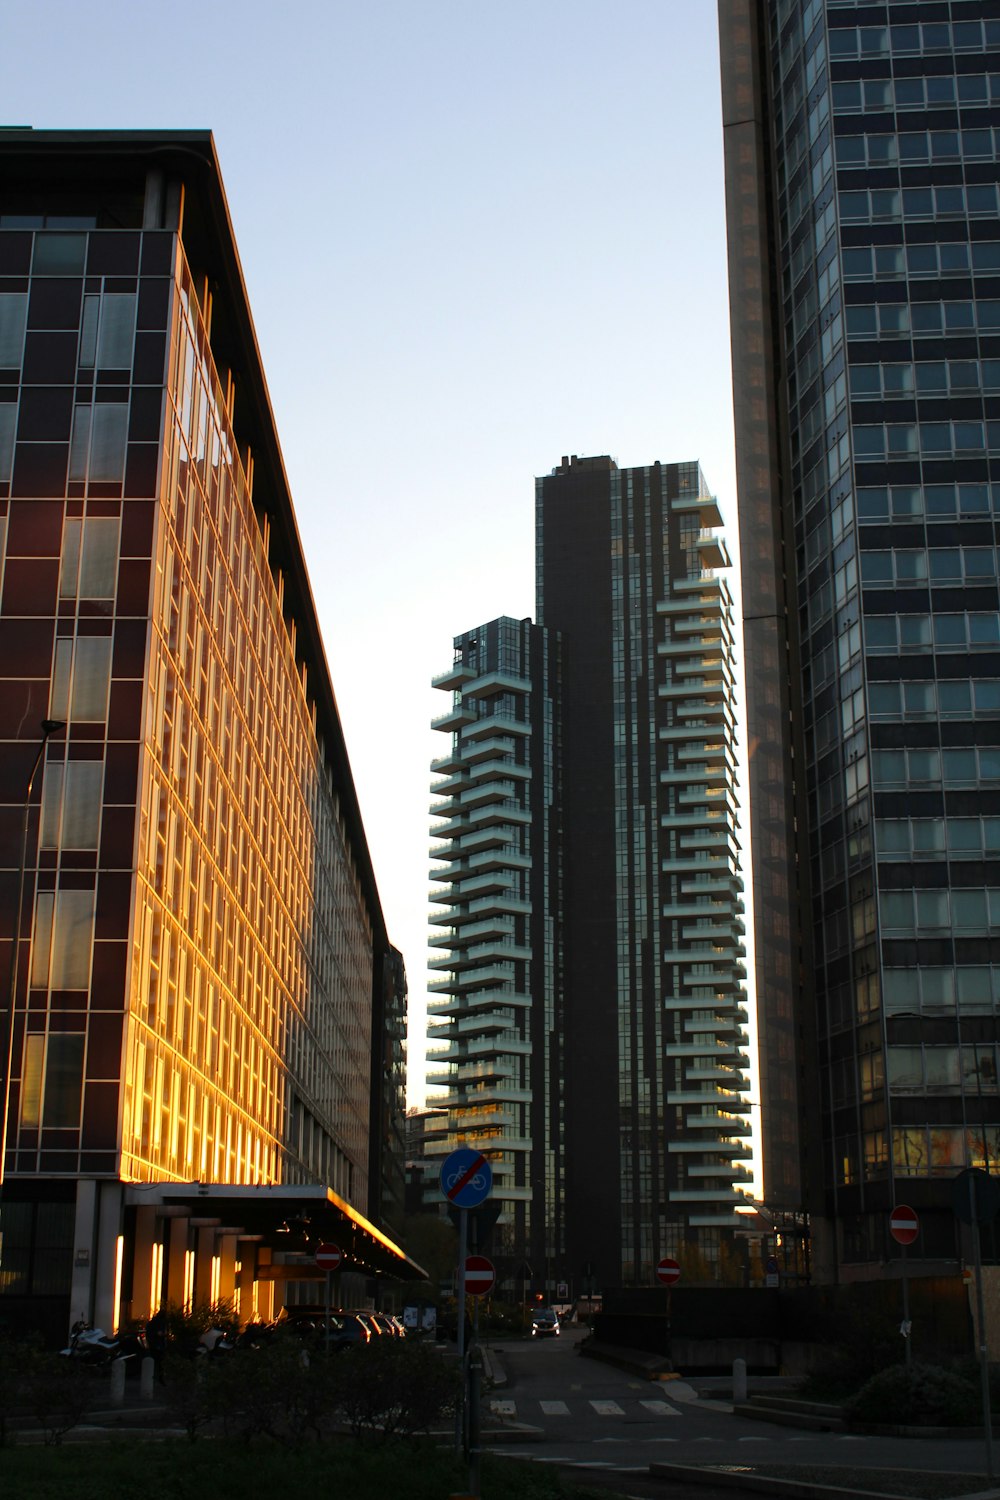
[{"x1": 440, "y1": 1147, "x2": 493, "y2": 1208}]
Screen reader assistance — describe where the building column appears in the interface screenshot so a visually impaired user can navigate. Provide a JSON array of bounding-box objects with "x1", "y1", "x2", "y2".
[
  {"x1": 192, "y1": 1221, "x2": 219, "y2": 1307},
  {"x1": 256, "y1": 1246, "x2": 274, "y2": 1323},
  {"x1": 217, "y1": 1233, "x2": 238, "y2": 1308},
  {"x1": 93, "y1": 1181, "x2": 124, "y2": 1334},
  {"x1": 129, "y1": 1205, "x2": 159, "y2": 1323},
  {"x1": 69, "y1": 1179, "x2": 98, "y2": 1333},
  {"x1": 237, "y1": 1239, "x2": 258, "y2": 1323},
  {"x1": 164, "y1": 1212, "x2": 190, "y2": 1308}
]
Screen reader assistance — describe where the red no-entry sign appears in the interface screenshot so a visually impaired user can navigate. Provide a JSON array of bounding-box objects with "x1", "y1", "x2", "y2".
[
  {"x1": 656, "y1": 1256, "x2": 681, "y2": 1286},
  {"x1": 315, "y1": 1242, "x2": 343, "y2": 1271},
  {"x1": 464, "y1": 1255, "x2": 495, "y2": 1298},
  {"x1": 889, "y1": 1205, "x2": 919, "y2": 1246}
]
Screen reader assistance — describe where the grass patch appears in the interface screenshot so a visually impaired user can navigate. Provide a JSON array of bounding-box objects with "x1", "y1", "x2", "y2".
[{"x1": 0, "y1": 1436, "x2": 599, "y2": 1499}]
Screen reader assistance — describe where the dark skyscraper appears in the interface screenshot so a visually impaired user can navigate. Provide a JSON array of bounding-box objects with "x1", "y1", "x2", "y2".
[
  {"x1": 721, "y1": 2, "x2": 1000, "y2": 1277},
  {"x1": 535, "y1": 457, "x2": 750, "y2": 1288}
]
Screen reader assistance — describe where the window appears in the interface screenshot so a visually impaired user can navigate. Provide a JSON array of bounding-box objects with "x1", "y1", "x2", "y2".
[
  {"x1": 0, "y1": 292, "x2": 27, "y2": 367},
  {"x1": 50, "y1": 636, "x2": 113, "y2": 722},
  {"x1": 40, "y1": 760, "x2": 103, "y2": 850},
  {"x1": 59, "y1": 518, "x2": 120, "y2": 600},
  {"x1": 30, "y1": 889, "x2": 95, "y2": 989},
  {"x1": 42, "y1": 1034, "x2": 85, "y2": 1129},
  {"x1": 68, "y1": 404, "x2": 128, "y2": 483}
]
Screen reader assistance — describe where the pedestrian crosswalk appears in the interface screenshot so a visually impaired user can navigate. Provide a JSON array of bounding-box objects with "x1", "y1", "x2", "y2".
[{"x1": 490, "y1": 1396, "x2": 683, "y2": 1421}]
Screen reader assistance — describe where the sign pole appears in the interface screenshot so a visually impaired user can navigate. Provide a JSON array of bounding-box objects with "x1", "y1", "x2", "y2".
[
  {"x1": 901, "y1": 1243, "x2": 910, "y2": 1366},
  {"x1": 455, "y1": 1204, "x2": 468, "y2": 1455},
  {"x1": 325, "y1": 1268, "x2": 332, "y2": 1356}
]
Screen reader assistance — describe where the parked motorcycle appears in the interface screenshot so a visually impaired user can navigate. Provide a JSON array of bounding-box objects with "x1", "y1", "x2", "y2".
[{"x1": 60, "y1": 1320, "x2": 142, "y2": 1370}]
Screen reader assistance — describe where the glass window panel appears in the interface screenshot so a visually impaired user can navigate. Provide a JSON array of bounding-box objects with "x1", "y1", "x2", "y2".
[
  {"x1": 30, "y1": 891, "x2": 54, "y2": 988},
  {"x1": 0, "y1": 292, "x2": 27, "y2": 367},
  {"x1": 947, "y1": 818, "x2": 980, "y2": 851},
  {"x1": 916, "y1": 363, "x2": 947, "y2": 392},
  {"x1": 902, "y1": 187, "x2": 933, "y2": 217},
  {"x1": 49, "y1": 889, "x2": 94, "y2": 989},
  {"x1": 68, "y1": 406, "x2": 91, "y2": 482},
  {"x1": 970, "y1": 615, "x2": 1000, "y2": 644},
  {"x1": 888, "y1": 1048, "x2": 922, "y2": 1091},
  {"x1": 49, "y1": 639, "x2": 72, "y2": 721},
  {"x1": 882, "y1": 891, "x2": 912, "y2": 928},
  {"x1": 868, "y1": 683, "x2": 899, "y2": 716},
  {"x1": 887, "y1": 424, "x2": 916, "y2": 454},
  {"x1": 968, "y1": 185, "x2": 998, "y2": 216},
  {"x1": 59, "y1": 519, "x2": 82, "y2": 599},
  {"x1": 893, "y1": 1127, "x2": 928, "y2": 1174},
  {"x1": 947, "y1": 750, "x2": 977, "y2": 786},
  {"x1": 895, "y1": 78, "x2": 924, "y2": 107},
  {"x1": 957, "y1": 968, "x2": 993, "y2": 1011},
  {"x1": 87, "y1": 405, "x2": 128, "y2": 482},
  {"x1": 939, "y1": 681, "x2": 971, "y2": 715},
  {"x1": 42, "y1": 1033, "x2": 85, "y2": 1128},
  {"x1": 78, "y1": 295, "x2": 99, "y2": 368},
  {"x1": 930, "y1": 550, "x2": 961, "y2": 580},
  {"x1": 69, "y1": 637, "x2": 112, "y2": 721},
  {"x1": 850, "y1": 366, "x2": 880, "y2": 395},
  {"x1": 980, "y1": 748, "x2": 1000, "y2": 779},
  {"x1": 912, "y1": 821, "x2": 944, "y2": 853},
  {"x1": 913, "y1": 305, "x2": 942, "y2": 334},
  {"x1": 959, "y1": 75, "x2": 989, "y2": 103},
  {"x1": 19, "y1": 1034, "x2": 43, "y2": 1129},
  {"x1": 925, "y1": 1049, "x2": 960, "y2": 1087},
  {"x1": 0, "y1": 403, "x2": 15, "y2": 483},
  {"x1": 877, "y1": 821, "x2": 909, "y2": 852},
  {"x1": 79, "y1": 518, "x2": 120, "y2": 598},
  {"x1": 903, "y1": 681, "x2": 933, "y2": 713},
  {"x1": 907, "y1": 748, "x2": 940, "y2": 781},
  {"x1": 861, "y1": 551, "x2": 892, "y2": 581},
  {"x1": 899, "y1": 616, "x2": 930, "y2": 646},
  {"x1": 922, "y1": 969, "x2": 955, "y2": 1005},
  {"x1": 41, "y1": 760, "x2": 103, "y2": 850},
  {"x1": 31, "y1": 233, "x2": 86, "y2": 275},
  {"x1": 965, "y1": 1045, "x2": 999, "y2": 1093},
  {"x1": 974, "y1": 681, "x2": 1000, "y2": 712},
  {"x1": 945, "y1": 303, "x2": 975, "y2": 331},
  {"x1": 915, "y1": 889, "x2": 949, "y2": 927},
  {"x1": 890, "y1": 486, "x2": 922, "y2": 516},
  {"x1": 96, "y1": 294, "x2": 136, "y2": 370},
  {"x1": 952, "y1": 890, "x2": 987, "y2": 928},
  {"x1": 929, "y1": 1129, "x2": 966, "y2": 1173},
  {"x1": 883, "y1": 365, "x2": 912, "y2": 393},
  {"x1": 895, "y1": 552, "x2": 926, "y2": 581}
]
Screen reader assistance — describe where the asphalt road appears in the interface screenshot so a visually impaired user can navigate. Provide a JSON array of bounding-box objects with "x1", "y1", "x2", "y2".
[{"x1": 481, "y1": 1326, "x2": 996, "y2": 1487}]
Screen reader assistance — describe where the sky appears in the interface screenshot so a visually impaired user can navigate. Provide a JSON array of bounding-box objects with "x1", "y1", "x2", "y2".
[{"x1": 3, "y1": 0, "x2": 747, "y2": 1119}]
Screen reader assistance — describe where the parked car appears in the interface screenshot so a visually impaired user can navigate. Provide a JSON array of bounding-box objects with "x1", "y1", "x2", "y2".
[
  {"x1": 530, "y1": 1307, "x2": 561, "y2": 1338},
  {"x1": 272, "y1": 1306, "x2": 371, "y2": 1352}
]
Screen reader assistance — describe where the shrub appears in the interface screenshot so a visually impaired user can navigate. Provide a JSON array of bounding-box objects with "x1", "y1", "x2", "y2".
[
  {"x1": 332, "y1": 1337, "x2": 458, "y2": 1443},
  {"x1": 847, "y1": 1361, "x2": 978, "y2": 1427}
]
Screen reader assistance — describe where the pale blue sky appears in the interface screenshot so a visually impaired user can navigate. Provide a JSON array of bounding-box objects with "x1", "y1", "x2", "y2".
[{"x1": 3, "y1": 1, "x2": 744, "y2": 1112}]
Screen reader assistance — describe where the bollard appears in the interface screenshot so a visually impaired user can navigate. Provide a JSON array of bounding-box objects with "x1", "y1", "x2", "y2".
[
  {"x1": 733, "y1": 1356, "x2": 747, "y2": 1405},
  {"x1": 110, "y1": 1356, "x2": 126, "y2": 1408},
  {"x1": 140, "y1": 1355, "x2": 155, "y2": 1401}
]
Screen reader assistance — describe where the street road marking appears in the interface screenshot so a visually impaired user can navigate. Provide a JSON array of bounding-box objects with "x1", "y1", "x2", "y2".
[
  {"x1": 590, "y1": 1400, "x2": 625, "y2": 1416},
  {"x1": 640, "y1": 1400, "x2": 680, "y2": 1416},
  {"x1": 540, "y1": 1400, "x2": 569, "y2": 1415},
  {"x1": 738, "y1": 1436, "x2": 769, "y2": 1442},
  {"x1": 490, "y1": 1399, "x2": 516, "y2": 1418}
]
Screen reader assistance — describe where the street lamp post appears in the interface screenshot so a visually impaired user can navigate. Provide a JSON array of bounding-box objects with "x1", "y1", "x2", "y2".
[{"x1": 0, "y1": 718, "x2": 66, "y2": 1191}]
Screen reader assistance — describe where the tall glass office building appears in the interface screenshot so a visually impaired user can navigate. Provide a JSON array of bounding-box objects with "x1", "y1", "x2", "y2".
[
  {"x1": 0, "y1": 131, "x2": 414, "y2": 1341},
  {"x1": 721, "y1": 2, "x2": 1000, "y2": 1276}
]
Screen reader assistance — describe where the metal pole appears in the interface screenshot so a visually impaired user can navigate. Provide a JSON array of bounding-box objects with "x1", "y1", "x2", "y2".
[
  {"x1": 324, "y1": 1269, "x2": 331, "y2": 1355},
  {"x1": 0, "y1": 720, "x2": 66, "y2": 1191},
  {"x1": 970, "y1": 1174, "x2": 995, "y2": 1481},
  {"x1": 454, "y1": 1206, "x2": 467, "y2": 1454},
  {"x1": 901, "y1": 1243, "x2": 911, "y2": 1366}
]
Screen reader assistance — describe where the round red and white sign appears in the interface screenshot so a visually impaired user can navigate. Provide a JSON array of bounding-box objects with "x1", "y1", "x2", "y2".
[
  {"x1": 656, "y1": 1256, "x2": 681, "y2": 1287},
  {"x1": 464, "y1": 1254, "x2": 495, "y2": 1298},
  {"x1": 889, "y1": 1205, "x2": 919, "y2": 1246},
  {"x1": 315, "y1": 1242, "x2": 343, "y2": 1271}
]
